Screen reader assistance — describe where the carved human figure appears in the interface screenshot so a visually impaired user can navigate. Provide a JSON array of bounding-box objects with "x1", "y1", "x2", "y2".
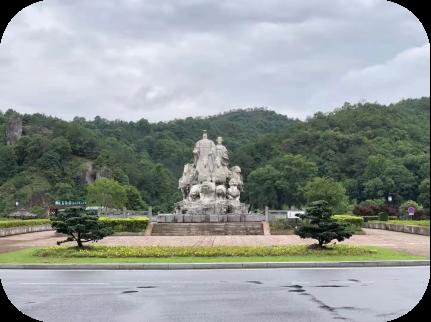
[
  {"x1": 229, "y1": 166, "x2": 243, "y2": 190},
  {"x1": 212, "y1": 136, "x2": 230, "y2": 184},
  {"x1": 178, "y1": 163, "x2": 197, "y2": 199},
  {"x1": 188, "y1": 184, "x2": 201, "y2": 201},
  {"x1": 215, "y1": 136, "x2": 229, "y2": 166},
  {"x1": 215, "y1": 185, "x2": 227, "y2": 200},
  {"x1": 193, "y1": 131, "x2": 216, "y2": 183},
  {"x1": 199, "y1": 181, "x2": 216, "y2": 201},
  {"x1": 227, "y1": 184, "x2": 240, "y2": 201}
]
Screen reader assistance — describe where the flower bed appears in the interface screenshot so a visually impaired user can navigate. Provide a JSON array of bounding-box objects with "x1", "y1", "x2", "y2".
[{"x1": 34, "y1": 244, "x2": 378, "y2": 258}]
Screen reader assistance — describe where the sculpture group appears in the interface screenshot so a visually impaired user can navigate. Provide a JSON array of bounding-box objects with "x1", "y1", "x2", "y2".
[{"x1": 175, "y1": 131, "x2": 249, "y2": 215}]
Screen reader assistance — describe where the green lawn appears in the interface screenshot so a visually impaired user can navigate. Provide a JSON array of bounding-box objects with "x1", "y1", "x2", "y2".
[
  {"x1": 0, "y1": 246, "x2": 423, "y2": 264},
  {"x1": 370, "y1": 220, "x2": 430, "y2": 227}
]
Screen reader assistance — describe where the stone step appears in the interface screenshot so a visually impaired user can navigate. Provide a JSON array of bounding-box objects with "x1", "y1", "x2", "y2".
[{"x1": 151, "y1": 223, "x2": 264, "y2": 236}]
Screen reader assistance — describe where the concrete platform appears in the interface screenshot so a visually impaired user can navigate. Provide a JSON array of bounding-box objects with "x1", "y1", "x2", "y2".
[
  {"x1": 151, "y1": 222, "x2": 264, "y2": 236},
  {"x1": 156, "y1": 213, "x2": 265, "y2": 223}
]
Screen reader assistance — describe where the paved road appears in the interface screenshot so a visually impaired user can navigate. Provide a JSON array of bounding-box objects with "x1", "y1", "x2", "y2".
[
  {"x1": 1, "y1": 228, "x2": 429, "y2": 257},
  {"x1": 1, "y1": 267, "x2": 429, "y2": 322}
]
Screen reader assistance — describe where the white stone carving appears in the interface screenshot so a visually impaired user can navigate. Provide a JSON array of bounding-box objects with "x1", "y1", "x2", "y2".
[{"x1": 175, "y1": 131, "x2": 249, "y2": 215}]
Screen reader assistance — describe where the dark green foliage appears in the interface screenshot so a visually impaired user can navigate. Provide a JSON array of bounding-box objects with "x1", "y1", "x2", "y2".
[
  {"x1": 295, "y1": 201, "x2": 355, "y2": 247},
  {"x1": 0, "y1": 99, "x2": 429, "y2": 214},
  {"x1": 378, "y1": 212, "x2": 389, "y2": 221},
  {"x1": 418, "y1": 178, "x2": 430, "y2": 213},
  {"x1": 98, "y1": 216, "x2": 149, "y2": 232},
  {"x1": 50, "y1": 207, "x2": 113, "y2": 248},
  {"x1": 303, "y1": 177, "x2": 349, "y2": 214},
  {"x1": 124, "y1": 185, "x2": 148, "y2": 210},
  {"x1": 0, "y1": 145, "x2": 17, "y2": 184}
]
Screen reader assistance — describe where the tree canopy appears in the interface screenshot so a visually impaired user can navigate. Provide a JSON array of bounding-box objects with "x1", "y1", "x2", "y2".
[{"x1": 0, "y1": 98, "x2": 429, "y2": 215}]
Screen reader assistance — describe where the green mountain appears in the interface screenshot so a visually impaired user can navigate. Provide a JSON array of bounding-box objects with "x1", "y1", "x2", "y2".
[{"x1": 0, "y1": 98, "x2": 429, "y2": 214}]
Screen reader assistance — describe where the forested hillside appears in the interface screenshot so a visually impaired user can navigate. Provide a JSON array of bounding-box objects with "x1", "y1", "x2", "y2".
[{"x1": 0, "y1": 98, "x2": 429, "y2": 215}]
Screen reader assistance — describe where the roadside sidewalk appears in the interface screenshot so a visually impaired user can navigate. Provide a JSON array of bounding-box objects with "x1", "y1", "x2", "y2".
[{"x1": 0, "y1": 228, "x2": 429, "y2": 257}]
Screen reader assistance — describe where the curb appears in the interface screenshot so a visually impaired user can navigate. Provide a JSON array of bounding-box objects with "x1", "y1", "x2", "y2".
[{"x1": 0, "y1": 260, "x2": 429, "y2": 270}]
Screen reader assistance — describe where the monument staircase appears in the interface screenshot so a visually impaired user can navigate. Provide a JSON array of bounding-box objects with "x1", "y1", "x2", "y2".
[{"x1": 151, "y1": 222, "x2": 264, "y2": 236}]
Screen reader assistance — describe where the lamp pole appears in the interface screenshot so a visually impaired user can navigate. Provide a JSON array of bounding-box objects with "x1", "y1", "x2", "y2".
[{"x1": 388, "y1": 192, "x2": 400, "y2": 218}]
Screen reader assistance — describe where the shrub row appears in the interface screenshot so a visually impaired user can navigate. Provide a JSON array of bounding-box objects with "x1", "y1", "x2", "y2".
[
  {"x1": 0, "y1": 219, "x2": 50, "y2": 229},
  {"x1": 34, "y1": 244, "x2": 378, "y2": 258},
  {"x1": 332, "y1": 215, "x2": 364, "y2": 228},
  {"x1": 368, "y1": 219, "x2": 430, "y2": 227},
  {"x1": 353, "y1": 204, "x2": 398, "y2": 217},
  {"x1": 98, "y1": 216, "x2": 149, "y2": 232}
]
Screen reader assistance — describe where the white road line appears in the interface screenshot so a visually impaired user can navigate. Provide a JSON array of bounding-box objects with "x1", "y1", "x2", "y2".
[{"x1": 19, "y1": 282, "x2": 110, "y2": 285}]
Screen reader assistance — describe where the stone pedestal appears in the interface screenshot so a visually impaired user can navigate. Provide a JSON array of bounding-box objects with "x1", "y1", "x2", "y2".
[{"x1": 156, "y1": 213, "x2": 264, "y2": 223}]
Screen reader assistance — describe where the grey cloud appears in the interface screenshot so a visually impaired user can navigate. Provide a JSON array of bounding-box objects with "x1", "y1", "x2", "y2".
[{"x1": 0, "y1": 0, "x2": 428, "y2": 122}]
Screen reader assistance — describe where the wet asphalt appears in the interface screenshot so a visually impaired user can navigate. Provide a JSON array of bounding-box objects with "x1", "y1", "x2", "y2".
[{"x1": 0, "y1": 267, "x2": 429, "y2": 322}]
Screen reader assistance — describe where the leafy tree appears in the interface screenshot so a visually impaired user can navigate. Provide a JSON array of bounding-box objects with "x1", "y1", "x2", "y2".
[
  {"x1": 295, "y1": 200, "x2": 354, "y2": 248},
  {"x1": 303, "y1": 177, "x2": 349, "y2": 214},
  {"x1": 0, "y1": 98, "x2": 429, "y2": 213},
  {"x1": 51, "y1": 207, "x2": 113, "y2": 248},
  {"x1": 418, "y1": 178, "x2": 430, "y2": 212},
  {"x1": 246, "y1": 165, "x2": 281, "y2": 209},
  {"x1": 86, "y1": 178, "x2": 127, "y2": 209},
  {"x1": 0, "y1": 145, "x2": 17, "y2": 184},
  {"x1": 271, "y1": 154, "x2": 318, "y2": 208},
  {"x1": 54, "y1": 182, "x2": 75, "y2": 200},
  {"x1": 125, "y1": 185, "x2": 148, "y2": 210}
]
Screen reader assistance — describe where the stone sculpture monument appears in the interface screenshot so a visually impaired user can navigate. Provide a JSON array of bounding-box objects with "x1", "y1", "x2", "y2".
[{"x1": 174, "y1": 131, "x2": 249, "y2": 216}]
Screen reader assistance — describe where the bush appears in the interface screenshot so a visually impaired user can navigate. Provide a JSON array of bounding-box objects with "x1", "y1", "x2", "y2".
[
  {"x1": 51, "y1": 207, "x2": 113, "y2": 248},
  {"x1": 332, "y1": 215, "x2": 364, "y2": 228},
  {"x1": 295, "y1": 200, "x2": 355, "y2": 247},
  {"x1": 400, "y1": 200, "x2": 423, "y2": 217},
  {"x1": 29, "y1": 206, "x2": 47, "y2": 217},
  {"x1": 378, "y1": 212, "x2": 389, "y2": 221},
  {"x1": 413, "y1": 209, "x2": 427, "y2": 221},
  {"x1": 0, "y1": 219, "x2": 50, "y2": 228},
  {"x1": 98, "y1": 216, "x2": 149, "y2": 232},
  {"x1": 353, "y1": 204, "x2": 398, "y2": 217}
]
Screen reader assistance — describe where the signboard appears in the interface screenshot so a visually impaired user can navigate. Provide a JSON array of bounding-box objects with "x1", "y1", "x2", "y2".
[
  {"x1": 407, "y1": 207, "x2": 415, "y2": 216},
  {"x1": 54, "y1": 200, "x2": 86, "y2": 206}
]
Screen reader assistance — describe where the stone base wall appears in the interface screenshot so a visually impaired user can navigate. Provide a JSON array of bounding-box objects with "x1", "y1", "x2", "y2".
[
  {"x1": 0, "y1": 224, "x2": 52, "y2": 237},
  {"x1": 364, "y1": 222, "x2": 430, "y2": 236},
  {"x1": 157, "y1": 213, "x2": 264, "y2": 223}
]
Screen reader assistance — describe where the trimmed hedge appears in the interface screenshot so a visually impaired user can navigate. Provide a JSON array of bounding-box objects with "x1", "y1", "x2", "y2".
[
  {"x1": 98, "y1": 216, "x2": 149, "y2": 232},
  {"x1": 0, "y1": 219, "x2": 50, "y2": 229},
  {"x1": 332, "y1": 215, "x2": 364, "y2": 228}
]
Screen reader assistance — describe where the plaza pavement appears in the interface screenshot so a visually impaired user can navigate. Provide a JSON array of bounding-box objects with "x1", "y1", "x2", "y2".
[{"x1": 0, "y1": 228, "x2": 429, "y2": 257}]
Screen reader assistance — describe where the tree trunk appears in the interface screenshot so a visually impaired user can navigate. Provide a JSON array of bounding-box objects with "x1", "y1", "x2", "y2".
[{"x1": 77, "y1": 232, "x2": 83, "y2": 248}]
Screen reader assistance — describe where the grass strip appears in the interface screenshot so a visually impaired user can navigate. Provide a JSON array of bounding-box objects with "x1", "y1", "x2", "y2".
[
  {"x1": 370, "y1": 220, "x2": 430, "y2": 227},
  {"x1": 0, "y1": 246, "x2": 423, "y2": 264}
]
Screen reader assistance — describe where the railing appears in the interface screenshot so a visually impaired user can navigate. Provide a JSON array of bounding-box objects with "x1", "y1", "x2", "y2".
[
  {"x1": 265, "y1": 208, "x2": 305, "y2": 222},
  {"x1": 90, "y1": 207, "x2": 153, "y2": 218}
]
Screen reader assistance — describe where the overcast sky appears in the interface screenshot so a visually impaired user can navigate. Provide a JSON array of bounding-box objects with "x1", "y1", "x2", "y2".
[{"x1": 0, "y1": 0, "x2": 429, "y2": 122}]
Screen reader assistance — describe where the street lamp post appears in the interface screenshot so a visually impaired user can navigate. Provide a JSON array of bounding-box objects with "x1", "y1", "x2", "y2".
[{"x1": 387, "y1": 192, "x2": 400, "y2": 218}]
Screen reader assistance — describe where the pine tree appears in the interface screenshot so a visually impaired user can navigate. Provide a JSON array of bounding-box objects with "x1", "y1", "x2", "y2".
[{"x1": 295, "y1": 200, "x2": 354, "y2": 248}]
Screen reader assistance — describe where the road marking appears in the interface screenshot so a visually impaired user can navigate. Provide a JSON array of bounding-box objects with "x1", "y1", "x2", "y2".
[{"x1": 19, "y1": 282, "x2": 110, "y2": 285}]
